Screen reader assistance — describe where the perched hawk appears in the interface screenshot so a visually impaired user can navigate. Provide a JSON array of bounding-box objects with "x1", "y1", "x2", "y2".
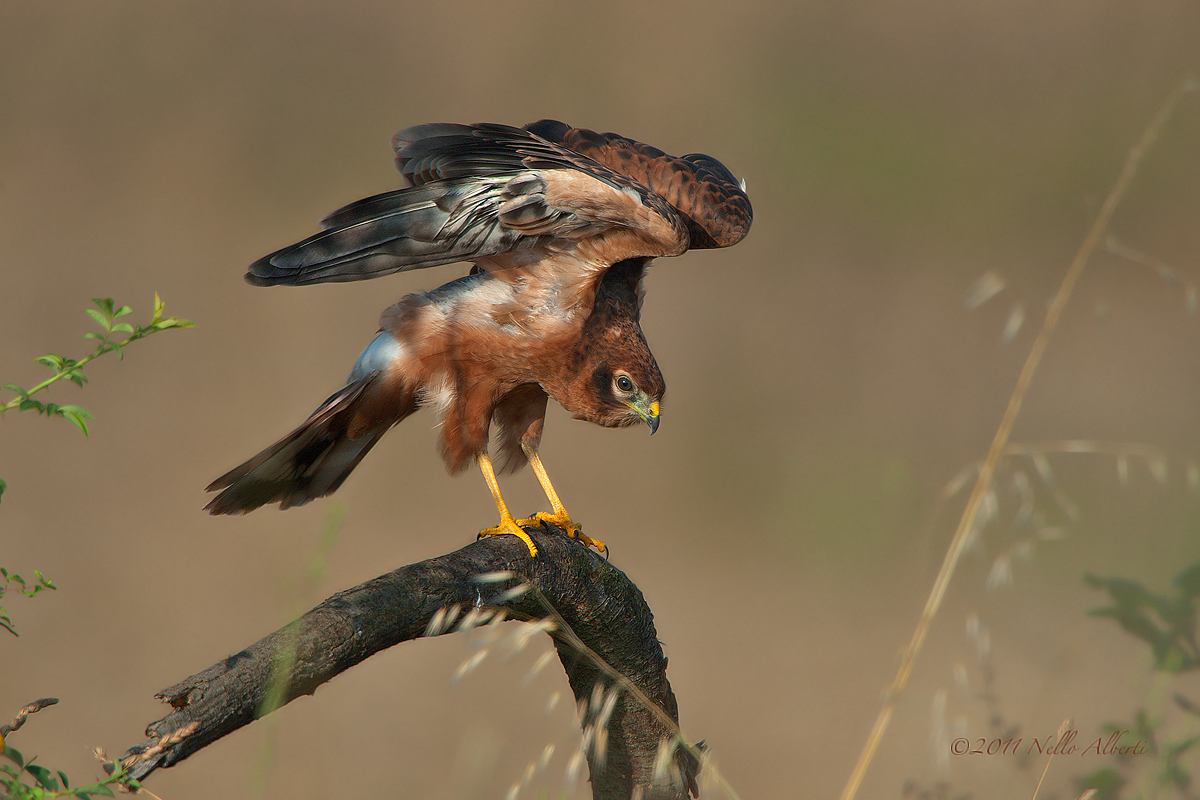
[{"x1": 206, "y1": 120, "x2": 752, "y2": 556}]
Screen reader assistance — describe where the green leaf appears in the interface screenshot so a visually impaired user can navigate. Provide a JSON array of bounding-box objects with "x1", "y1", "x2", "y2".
[
  {"x1": 153, "y1": 316, "x2": 195, "y2": 331},
  {"x1": 1175, "y1": 563, "x2": 1200, "y2": 597},
  {"x1": 34, "y1": 354, "x2": 65, "y2": 370},
  {"x1": 110, "y1": 323, "x2": 134, "y2": 334},
  {"x1": 27, "y1": 764, "x2": 56, "y2": 790},
  {"x1": 1166, "y1": 733, "x2": 1200, "y2": 759},
  {"x1": 57, "y1": 405, "x2": 94, "y2": 437},
  {"x1": 1085, "y1": 574, "x2": 1172, "y2": 617},
  {"x1": 1088, "y1": 606, "x2": 1167, "y2": 652},
  {"x1": 84, "y1": 307, "x2": 110, "y2": 330},
  {"x1": 20, "y1": 573, "x2": 53, "y2": 597},
  {"x1": 1133, "y1": 707, "x2": 1155, "y2": 740},
  {"x1": 1158, "y1": 641, "x2": 1194, "y2": 673},
  {"x1": 0, "y1": 478, "x2": 6, "y2": 502},
  {"x1": 148, "y1": 294, "x2": 195, "y2": 330},
  {"x1": 1163, "y1": 760, "x2": 1191, "y2": 790},
  {"x1": 113, "y1": 305, "x2": 132, "y2": 319},
  {"x1": 5, "y1": 745, "x2": 25, "y2": 768},
  {"x1": 57, "y1": 770, "x2": 70, "y2": 790}
]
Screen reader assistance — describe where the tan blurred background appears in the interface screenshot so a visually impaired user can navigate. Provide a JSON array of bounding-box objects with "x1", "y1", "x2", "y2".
[{"x1": 3, "y1": 2, "x2": 1199, "y2": 798}]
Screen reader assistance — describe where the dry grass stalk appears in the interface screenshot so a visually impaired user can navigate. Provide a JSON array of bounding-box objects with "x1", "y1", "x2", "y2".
[
  {"x1": 840, "y1": 77, "x2": 1197, "y2": 800},
  {"x1": 1030, "y1": 718, "x2": 1074, "y2": 800},
  {"x1": 516, "y1": 579, "x2": 739, "y2": 799}
]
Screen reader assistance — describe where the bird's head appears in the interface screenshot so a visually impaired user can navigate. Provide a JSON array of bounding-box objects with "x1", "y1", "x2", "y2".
[
  {"x1": 582, "y1": 359, "x2": 664, "y2": 433},
  {"x1": 551, "y1": 256, "x2": 664, "y2": 433},
  {"x1": 545, "y1": 311, "x2": 665, "y2": 433},
  {"x1": 551, "y1": 323, "x2": 664, "y2": 433}
]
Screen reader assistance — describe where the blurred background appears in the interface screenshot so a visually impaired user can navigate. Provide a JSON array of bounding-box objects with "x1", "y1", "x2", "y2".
[{"x1": 3, "y1": 2, "x2": 1199, "y2": 798}]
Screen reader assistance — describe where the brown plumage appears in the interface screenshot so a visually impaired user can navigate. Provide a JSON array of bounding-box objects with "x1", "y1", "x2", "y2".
[{"x1": 206, "y1": 120, "x2": 751, "y2": 555}]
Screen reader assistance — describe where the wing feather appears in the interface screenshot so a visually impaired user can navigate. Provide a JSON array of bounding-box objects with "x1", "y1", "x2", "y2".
[
  {"x1": 525, "y1": 121, "x2": 752, "y2": 250},
  {"x1": 246, "y1": 120, "x2": 750, "y2": 287},
  {"x1": 247, "y1": 179, "x2": 533, "y2": 285}
]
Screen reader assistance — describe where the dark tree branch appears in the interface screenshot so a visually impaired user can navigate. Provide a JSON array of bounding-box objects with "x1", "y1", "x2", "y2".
[
  {"x1": 119, "y1": 525, "x2": 700, "y2": 799},
  {"x1": 1, "y1": 697, "x2": 59, "y2": 740}
]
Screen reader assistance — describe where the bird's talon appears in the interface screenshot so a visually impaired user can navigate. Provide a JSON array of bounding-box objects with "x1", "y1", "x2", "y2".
[
  {"x1": 519, "y1": 511, "x2": 605, "y2": 554},
  {"x1": 479, "y1": 518, "x2": 539, "y2": 557}
]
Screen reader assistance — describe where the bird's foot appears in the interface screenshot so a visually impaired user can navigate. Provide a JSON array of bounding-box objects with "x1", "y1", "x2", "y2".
[
  {"x1": 479, "y1": 515, "x2": 538, "y2": 557},
  {"x1": 518, "y1": 511, "x2": 607, "y2": 556}
]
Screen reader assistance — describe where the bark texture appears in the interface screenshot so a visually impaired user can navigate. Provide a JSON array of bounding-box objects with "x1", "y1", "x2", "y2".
[{"x1": 119, "y1": 525, "x2": 700, "y2": 799}]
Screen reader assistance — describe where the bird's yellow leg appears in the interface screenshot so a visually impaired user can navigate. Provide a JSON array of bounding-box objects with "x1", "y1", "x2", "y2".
[
  {"x1": 477, "y1": 452, "x2": 538, "y2": 557},
  {"x1": 515, "y1": 443, "x2": 606, "y2": 555}
]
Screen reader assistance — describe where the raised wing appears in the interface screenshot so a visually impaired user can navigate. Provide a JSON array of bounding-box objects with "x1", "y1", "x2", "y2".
[
  {"x1": 246, "y1": 121, "x2": 751, "y2": 287},
  {"x1": 524, "y1": 120, "x2": 752, "y2": 250}
]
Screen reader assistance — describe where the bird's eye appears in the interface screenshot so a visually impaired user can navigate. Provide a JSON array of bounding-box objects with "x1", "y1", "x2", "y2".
[{"x1": 615, "y1": 375, "x2": 635, "y2": 393}]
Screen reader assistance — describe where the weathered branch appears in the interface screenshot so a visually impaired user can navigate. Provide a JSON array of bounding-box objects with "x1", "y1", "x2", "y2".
[{"x1": 119, "y1": 524, "x2": 700, "y2": 799}]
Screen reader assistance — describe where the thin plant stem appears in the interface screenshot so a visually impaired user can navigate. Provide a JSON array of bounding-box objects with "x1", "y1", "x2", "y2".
[
  {"x1": 840, "y1": 77, "x2": 1196, "y2": 800},
  {"x1": 1031, "y1": 719, "x2": 1073, "y2": 800},
  {"x1": 518, "y1": 581, "x2": 743, "y2": 800},
  {"x1": 0, "y1": 344, "x2": 106, "y2": 414}
]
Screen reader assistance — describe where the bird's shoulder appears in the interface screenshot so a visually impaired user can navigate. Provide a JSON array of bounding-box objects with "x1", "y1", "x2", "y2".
[{"x1": 382, "y1": 265, "x2": 590, "y2": 342}]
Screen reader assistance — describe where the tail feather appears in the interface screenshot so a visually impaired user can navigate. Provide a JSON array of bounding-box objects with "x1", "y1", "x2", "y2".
[{"x1": 204, "y1": 375, "x2": 412, "y2": 514}]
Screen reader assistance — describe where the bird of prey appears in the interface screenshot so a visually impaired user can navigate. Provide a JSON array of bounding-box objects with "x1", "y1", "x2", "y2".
[{"x1": 205, "y1": 119, "x2": 752, "y2": 556}]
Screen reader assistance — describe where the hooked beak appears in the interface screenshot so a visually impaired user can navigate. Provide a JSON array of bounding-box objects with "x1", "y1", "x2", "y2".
[
  {"x1": 624, "y1": 398, "x2": 660, "y2": 435},
  {"x1": 644, "y1": 400, "x2": 661, "y2": 435}
]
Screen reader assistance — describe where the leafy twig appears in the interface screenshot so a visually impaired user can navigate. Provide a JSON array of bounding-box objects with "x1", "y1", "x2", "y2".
[
  {"x1": 1, "y1": 294, "x2": 194, "y2": 438},
  {"x1": 1, "y1": 293, "x2": 192, "y2": 635},
  {"x1": 0, "y1": 570, "x2": 57, "y2": 637},
  {"x1": 2, "y1": 739, "x2": 147, "y2": 799}
]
